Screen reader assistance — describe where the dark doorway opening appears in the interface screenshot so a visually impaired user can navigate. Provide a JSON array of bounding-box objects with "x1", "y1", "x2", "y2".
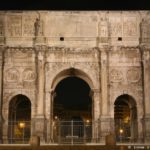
[
  {"x1": 53, "y1": 76, "x2": 92, "y2": 143},
  {"x1": 8, "y1": 94, "x2": 31, "y2": 143},
  {"x1": 114, "y1": 94, "x2": 138, "y2": 143}
]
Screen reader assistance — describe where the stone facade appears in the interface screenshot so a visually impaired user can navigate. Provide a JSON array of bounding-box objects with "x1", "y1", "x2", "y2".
[{"x1": 0, "y1": 11, "x2": 150, "y2": 143}]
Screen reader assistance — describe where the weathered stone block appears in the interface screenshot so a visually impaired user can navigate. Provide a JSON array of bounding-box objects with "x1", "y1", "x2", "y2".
[
  {"x1": 105, "y1": 133, "x2": 116, "y2": 145},
  {"x1": 29, "y1": 135, "x2": 40, "y2": 147}
]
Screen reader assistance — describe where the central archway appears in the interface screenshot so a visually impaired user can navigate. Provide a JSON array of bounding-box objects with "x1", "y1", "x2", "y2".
[{"x1": 53, "y1": 76, "x2": 92, "y2": 144}]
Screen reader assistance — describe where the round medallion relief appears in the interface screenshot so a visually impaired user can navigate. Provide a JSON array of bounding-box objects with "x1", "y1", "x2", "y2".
[
  {"x1": 110, "y1": 69, "x2": 123, "y2": 82},
  {"x1": 127, "y1": 69, "x2": 140, "y2": 82}
]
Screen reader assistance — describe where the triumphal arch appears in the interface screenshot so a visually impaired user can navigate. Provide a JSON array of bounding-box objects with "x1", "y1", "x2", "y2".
[{"x1": 0, "y1": 11, "x2": 150, "y2": 144}]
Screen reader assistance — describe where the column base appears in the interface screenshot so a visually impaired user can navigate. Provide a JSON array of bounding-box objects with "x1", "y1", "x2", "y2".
[
  {"x1": 32, "y1": 116, "x2": 47, "y2": 143},
  {"x1": 99, "y1": 116, "x2": 115, "y2": 143},
  {"x1": 144, "y1": 115, "x2": 150, "y2": 143}
]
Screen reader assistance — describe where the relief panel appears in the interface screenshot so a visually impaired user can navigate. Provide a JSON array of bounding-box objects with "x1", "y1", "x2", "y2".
[
  {"x1": 109, "y1": 17, "x2": 122, "y2": 37},
  {"x1": 7, "y1": 15, "x2": 22, "y2": 36},
  {"x1": 123, "y1": 17, "x2": 137, "y2": 37},
  {"x1": 23, "y1": 15, "x2": 36, "y2": 36},
  {"x1": 126, "y1": 68, "x2": 141, "y2": 83}
]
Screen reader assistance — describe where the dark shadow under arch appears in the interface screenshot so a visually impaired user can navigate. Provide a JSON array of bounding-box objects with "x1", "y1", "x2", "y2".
[{"x1": 51, "y1": 68, "x2": 94, "y2": 90}]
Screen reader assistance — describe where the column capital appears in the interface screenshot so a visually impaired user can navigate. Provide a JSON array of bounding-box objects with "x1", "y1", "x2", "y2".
[{"x1": 90, "y1": 88, "x2": 100, "y2": 97}]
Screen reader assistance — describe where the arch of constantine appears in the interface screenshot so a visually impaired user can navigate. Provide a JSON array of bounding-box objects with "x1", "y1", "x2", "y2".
[{"x1": 0, "y1": 11, "x2": 150, "y2": 144}]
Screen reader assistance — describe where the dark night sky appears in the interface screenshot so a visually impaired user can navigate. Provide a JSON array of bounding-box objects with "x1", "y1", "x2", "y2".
[
  {"x1": 54, "y1": 77, "x2": 92, "y2": 111},
  {"x1": 0, "y1": 0, "x2": 149, "y2": 10}
]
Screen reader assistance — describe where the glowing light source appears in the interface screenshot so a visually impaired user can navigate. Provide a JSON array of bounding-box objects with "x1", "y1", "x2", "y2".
[
  {"x1": 19, "y1": 122, "x2": 25, "y2": 129},
  {"x1": 119, "y1": 129, "x2": 123, "y2": 134},
  {"x1": 54, "y1": 116, "x2": 58, "y2": 120},
  {"x1": 86, "y1": 119, "x2": 90, "y2": 123}
]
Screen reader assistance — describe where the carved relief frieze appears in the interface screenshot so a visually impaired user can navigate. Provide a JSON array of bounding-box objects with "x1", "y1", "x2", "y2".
[
  {"x1": 123, "y1": 48, "x2": 140, "y2": 60},
  {"x1": 12, "y1": 49, "x2": 29, "y2": 59},
  {"x1": 109, "y1": 17, "x2": 122, "y2": 37},
  {"x1": 110, "y1": 69, "x2": 123, "y2": 82},
  {"x1": 46, "y1": 47, "x2": 99, "y2": 63},
  {"x1": 123, "y1": 17, "x2": 137, "y2": 37},
  {"x1": 23, "y1": 15, "x2": 35, "y2": 36},
  {"x1": 7, "y1": 15, "x2": 22, "y2": 36},
  {"x1": 126, "y1": 68, "x2": 141, "y2": 83},
  {"x1": 5, "y1": 68, "x2": 19, "y2": 83},
  {"x1": 5, "y1": 48, "x2": 34, "y2": 63}
]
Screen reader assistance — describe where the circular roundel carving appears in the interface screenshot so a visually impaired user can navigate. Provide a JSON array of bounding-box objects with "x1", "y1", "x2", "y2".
[
  {"x1": 110, "y1": 69, "x2": 123, "y2": 82},
  {"x1": 5, "y1": 68, "x2": 19, "y2": 82},
  {"x1": 127, "y1": 69, "x2": 140, "y2": 82},
  {"x1": 23, "y1": 69, "x2": 35, "y2": 81}
]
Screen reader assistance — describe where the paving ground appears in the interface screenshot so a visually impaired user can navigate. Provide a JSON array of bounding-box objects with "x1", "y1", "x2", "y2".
[{"x1": 0, "y1": 145, "x2": 144, "y2": 150}]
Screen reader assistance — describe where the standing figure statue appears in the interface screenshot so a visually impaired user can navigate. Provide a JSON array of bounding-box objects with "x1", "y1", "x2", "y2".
[{"x1": 34, "y1": 18, "x2": 40, "y2": 36}]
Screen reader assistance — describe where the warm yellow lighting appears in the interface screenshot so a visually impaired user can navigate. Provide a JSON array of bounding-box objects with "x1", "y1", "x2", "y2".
[
  {"x1": 119, "y1": 129, "x2": 123, "y2": 134},
  {"x1": 86, "y1": 119, "x2": 90, "y2": 123},
  {"x1": 19, "y1": 122, "x2": 25, "y2": 129},
  {"x1": 124, "y1": 116, "x2": 130, "y2": 123},
  {"x1": 54, "y1": 116, "x2": 58, "y2": 120}
]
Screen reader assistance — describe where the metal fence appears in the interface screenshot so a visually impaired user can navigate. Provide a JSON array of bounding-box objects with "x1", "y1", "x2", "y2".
[
  {"x1": 4, "y1": 120, "x2": 138, "y2": 144},
  {"x1": 53, "y1": 120, "x2": 92, "y2": 144}
]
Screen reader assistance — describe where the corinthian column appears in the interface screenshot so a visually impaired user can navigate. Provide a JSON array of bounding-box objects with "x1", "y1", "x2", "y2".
[
  {"x1": 100, "y1": 49, "x2": 108, "y2": 116},
  {"x1": 99, "y1": 48, "x2": 112, "y2": 142},
  {"x1": 141, "y1": 47, "x2": 150, "y2": 142},
  {"x1": 36, "y1": 50, "x2": 45, "y2": 117},
  {"x1": 33, "y1": 47, "x2": 46, "y2": 142},
  {"x1": 0, "y1": 48, "x2": 3, "y2": 143}
]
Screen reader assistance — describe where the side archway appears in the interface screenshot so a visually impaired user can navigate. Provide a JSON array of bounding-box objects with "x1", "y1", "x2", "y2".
[
  {"x1": 8, "y1": 94, "x2": 31, "y2": 143},
  {"x1": 114, "y1": 94, "x2": 138, "y2": 142}
]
